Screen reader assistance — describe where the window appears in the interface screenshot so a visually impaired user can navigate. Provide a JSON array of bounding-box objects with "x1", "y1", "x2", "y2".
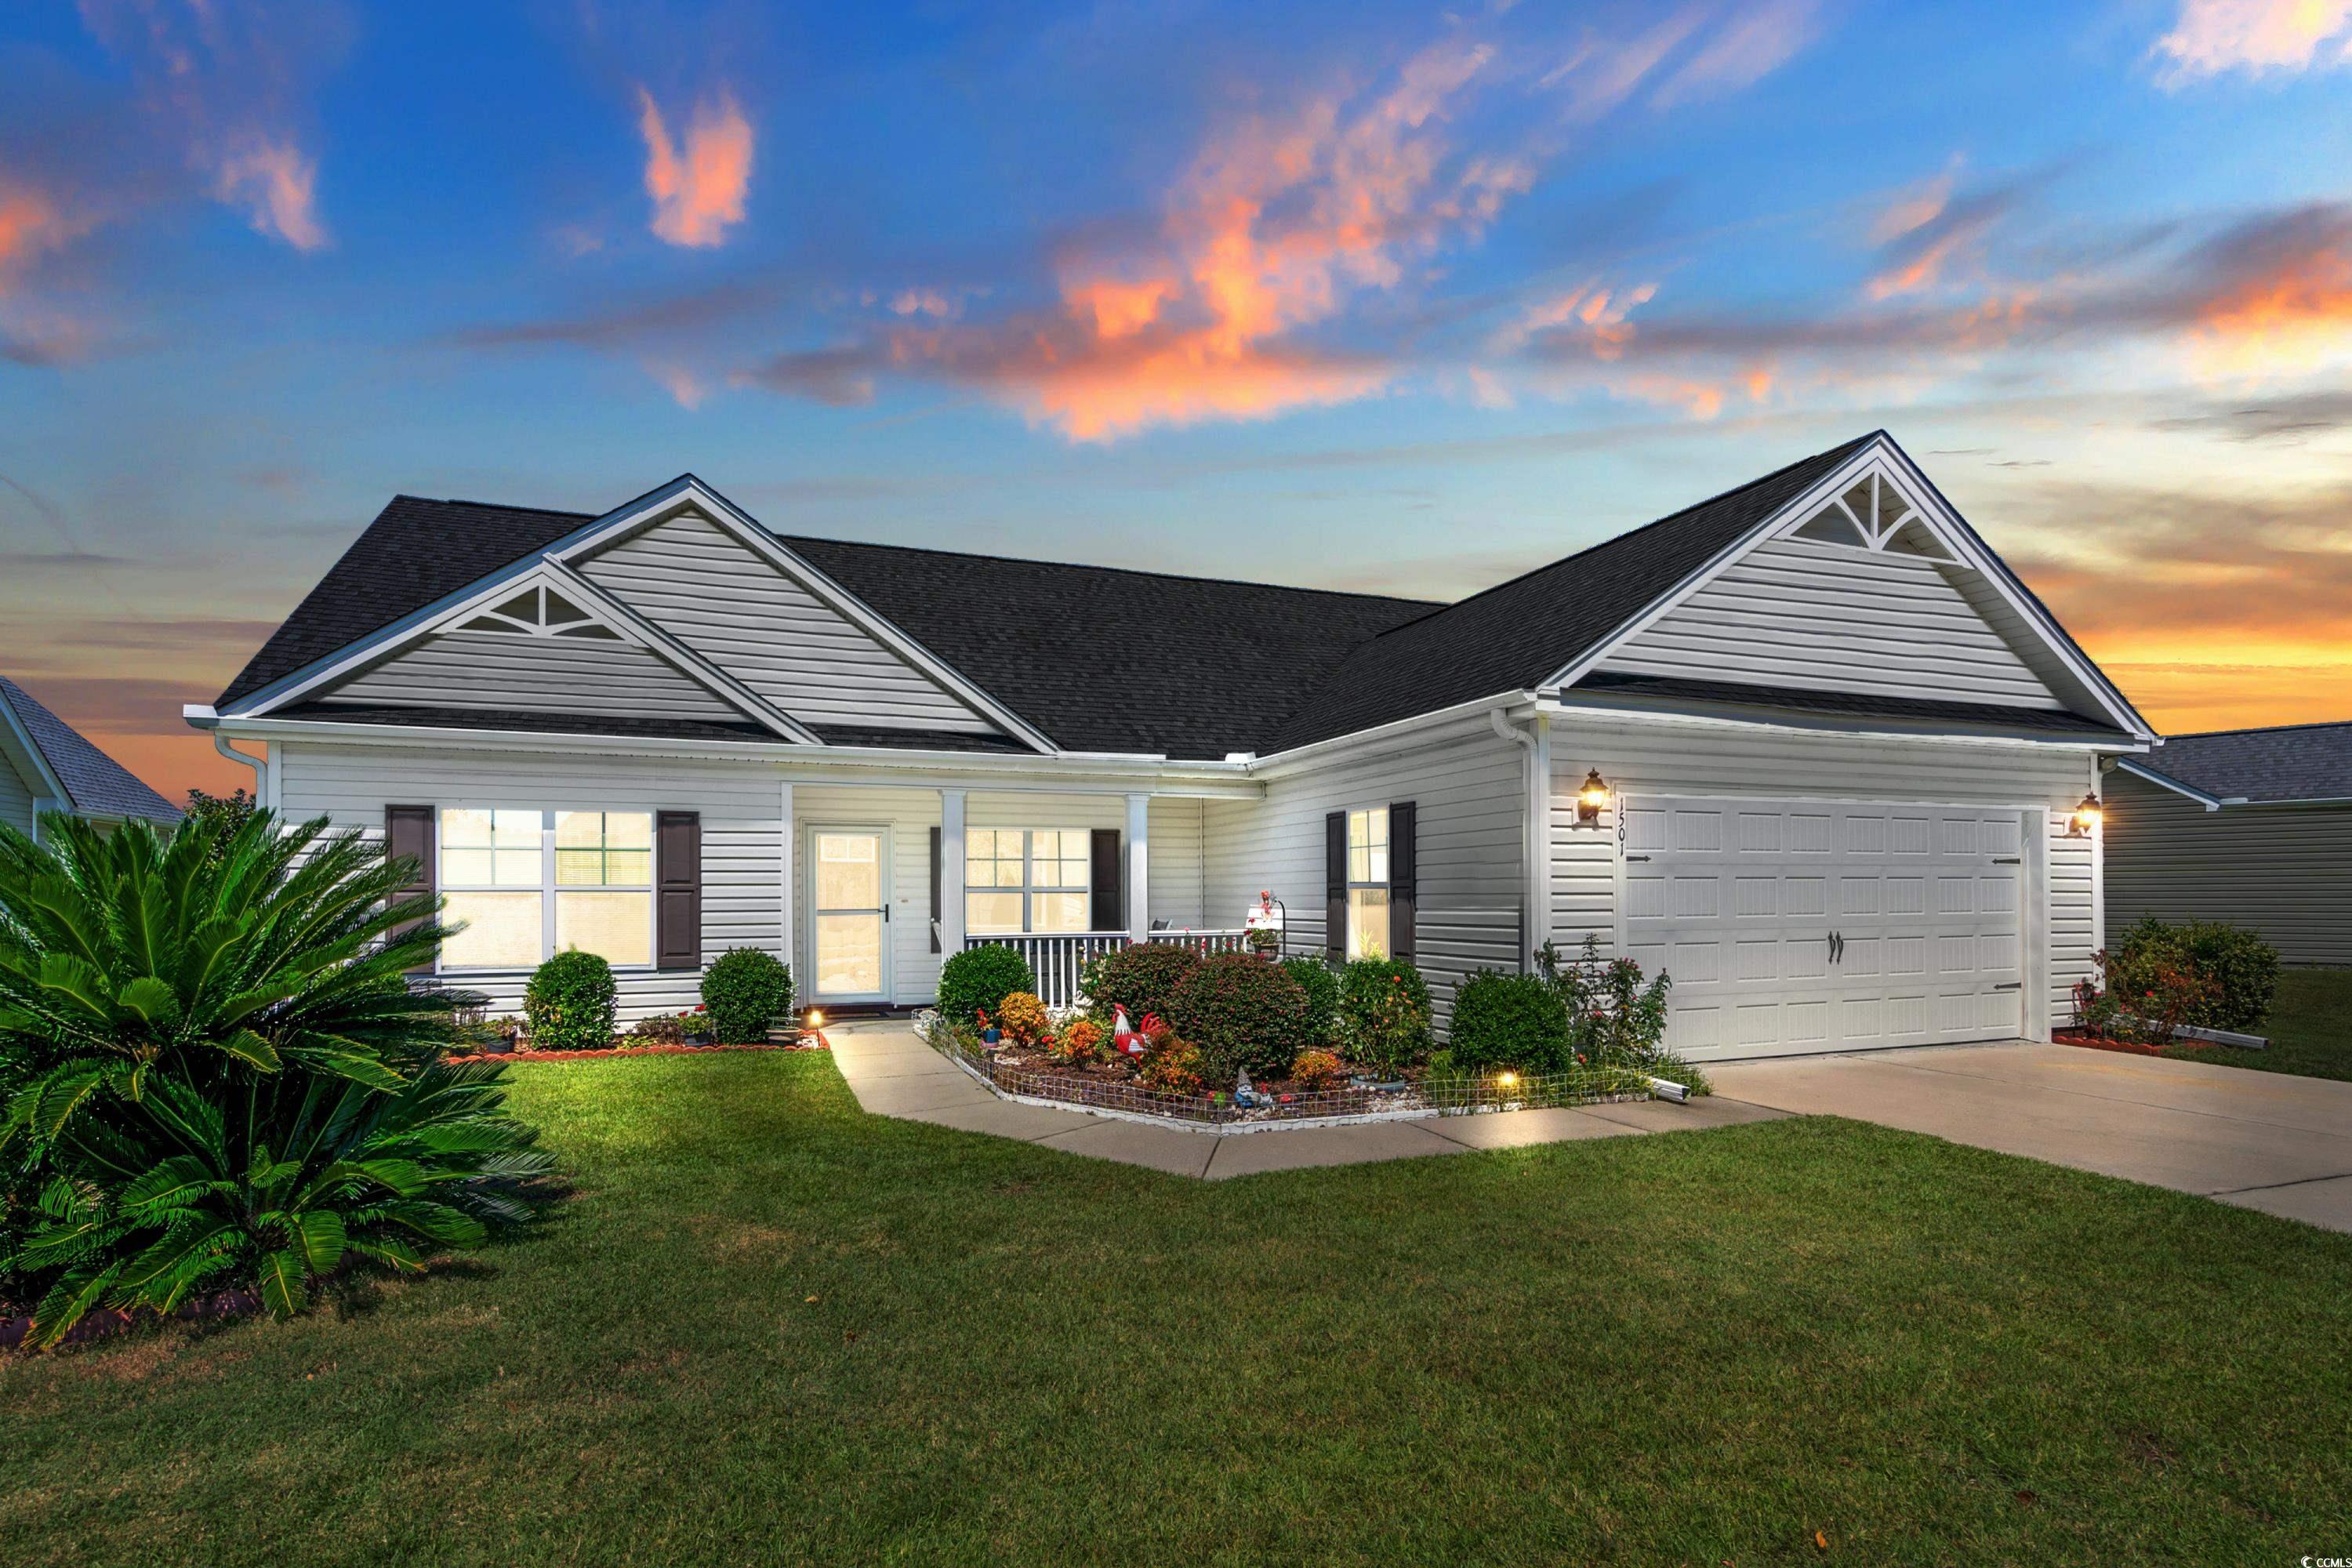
[
  {"x1": 964, "y1": 829, "x2": 1091, "y2": 934},
  {"x1": 439, "y1": 808, "x2": 653, "y2": 968},
  {"x1": 1345, "y1": 807, "x2": 1389, "y2": 960}
]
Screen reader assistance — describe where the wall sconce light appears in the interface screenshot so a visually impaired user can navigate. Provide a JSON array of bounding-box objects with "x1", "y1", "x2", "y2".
[
  {"x1": 2068, "y1": 793, "x2": 2102, "y2": 837},
  {"x1": 1576, "y1": 769, "x2": 1610, "y2": 825},
  {"x1": 804, "y1": 1007, "x2": 827, "y2": 1030}
]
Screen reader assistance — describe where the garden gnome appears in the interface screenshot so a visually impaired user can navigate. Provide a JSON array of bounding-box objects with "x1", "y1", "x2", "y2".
[{"x1": 1235, "y1": 1067, "x2": 1258, "y2": 1108}]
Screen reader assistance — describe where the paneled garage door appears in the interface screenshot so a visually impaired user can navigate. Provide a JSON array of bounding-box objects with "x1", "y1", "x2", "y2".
[{"x1": 1621, "y1": 797, "x2": 2026, "y2": 1061}]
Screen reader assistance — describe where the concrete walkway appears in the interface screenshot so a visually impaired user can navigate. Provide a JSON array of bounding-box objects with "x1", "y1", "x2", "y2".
[
  {"x1": 824, "y1": 1021, "x2": 1784, "y2": 1179},
  {"x1": 1711, "y1": 1042, "x2": 2352, "y2": 1233}
]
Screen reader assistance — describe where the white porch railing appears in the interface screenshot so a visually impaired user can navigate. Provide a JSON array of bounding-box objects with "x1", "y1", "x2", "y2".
[{"x1": 963, "y1": 930, "x2": 1252, "y2": 1007}]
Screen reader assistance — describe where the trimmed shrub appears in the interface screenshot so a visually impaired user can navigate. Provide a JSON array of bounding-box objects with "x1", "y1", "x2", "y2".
[
  {"x1": 2114, "y1": 917, "x2": 2278, "y2": 1032},
  {"x1": 1338, "y1": 957, "x2": 1434, "y2": 1076},
  {"x1": 1080, "y1": 941, "x2": 1201, "y2": 1024},
  {"x1": 938, "y1": 943, "x2": 1036, "y2": 1032},
  {"x1": 996, "y1": 991, "x2": 1051, "y2": 1045},
  {"x1": 1139, "y1": 1036, "x2": 1205, "y2": 1094},
  {"x1": 1290, "y1": 1049, "x2": 1346, "y2": 1090},
  {"x1": 526, "y1": 950, "x2": 617, "y2": 1051},
  {"x1": 1049, "y1": 1018, "x2": 1105, "y2": 1066},
  {"x1": 701, "y1": 947, "x2": 795, "y2": 1044},
  {"x1": 1281, "y1": 956, "x2": 1341, "y2": 1044},
  {"x1": 1448, "y1": 969, "x2": 1572, "y2": 1073},
  {"x1": 1168, "y1": 952, "x2": 1314, "y2": 1083}
]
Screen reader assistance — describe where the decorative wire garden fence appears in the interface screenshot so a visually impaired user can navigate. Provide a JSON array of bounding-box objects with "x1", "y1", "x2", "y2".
[{"x1": 913, "y1": 1011, "x2": 1655, "y2": 1132}]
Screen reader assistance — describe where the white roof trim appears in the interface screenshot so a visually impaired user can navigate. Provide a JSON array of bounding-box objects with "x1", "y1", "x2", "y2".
[
  {"x1": 0, "y1": 687, "x2": 71, "y2": 805},
  {"x1": 222, "y1": 473, "x2": 1055, "y2": 753},
  {"x1": 2115, "y1": 757, "x2": 2223, "y2": 810},
  {"x1": 555, "y1": 479, "x2": 1059, "y2": 754},
  {"x1": 1537, "y1": 434, "x2": 2155, "y2": 742},
  {"x1": 237, "y1": 555, "x2": 818, "y2": 743}
]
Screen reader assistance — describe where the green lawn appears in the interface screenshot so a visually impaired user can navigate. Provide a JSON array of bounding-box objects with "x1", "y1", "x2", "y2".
[
  {"x1": 5, "y1": 1053, "x2": 2348, "y2": 1566},
  {"x1": 2165, "y1": 967, "x2": 2352, "y2": 1082}
]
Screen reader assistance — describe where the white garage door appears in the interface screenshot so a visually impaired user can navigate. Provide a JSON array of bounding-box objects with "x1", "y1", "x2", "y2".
[{"x1": 1621, "y1": 797, "x2": 2026, "y2": 1061}]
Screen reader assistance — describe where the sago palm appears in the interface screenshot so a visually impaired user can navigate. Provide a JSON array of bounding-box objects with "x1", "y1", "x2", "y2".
[{"x1": 0, "y1": 810, "x2": 550, "y2": 1345}]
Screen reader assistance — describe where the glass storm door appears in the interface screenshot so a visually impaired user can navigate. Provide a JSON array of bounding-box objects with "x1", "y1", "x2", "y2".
[{"x1": 811, "y1": 829, "x2": 891, "y2": 1001}]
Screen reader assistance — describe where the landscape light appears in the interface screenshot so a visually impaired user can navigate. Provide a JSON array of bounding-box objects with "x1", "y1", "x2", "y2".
[
  {"x1": 805, "y1": 1008, "x2": 826, "y2": 1029},
  {"x1": 1577, "y1": 770, "x2": 1610, "y2": 825}
]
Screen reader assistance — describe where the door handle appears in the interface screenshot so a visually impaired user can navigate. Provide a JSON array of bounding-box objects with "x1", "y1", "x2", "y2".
[{"x1": 1829, "y1": 931, "x2": 1843, "y2": 964}]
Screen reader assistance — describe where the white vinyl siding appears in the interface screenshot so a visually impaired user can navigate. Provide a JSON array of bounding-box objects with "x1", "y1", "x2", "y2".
[
  {"x1": 2105, "y1": 769, "x2": 2352, "y2": 967},
  {"x1": 1546, "y1": 718, "x2": 2100, "y2": 1041},
  {"x1": 1598, "y1": 536, "x2": 2064, "y2": 710},
  {"x1": 0, "y1": 724, "x2": 38, "y2": 836},
  {"x1": 577, "y1": 511, "x2": 995, "y2": 733},
  {"x1": 1149, "y1": 796, "x2": 1208, "y2": 930},
  {"x1": 1200, "y1": 713, "x2": 1526, "y2": 1018},
  {"x1": 278, "y1": 742, "x2": 783, "y2": 1020},
  {"x1": 327, "y1": 631, "x2": 742, "y2": 723}
]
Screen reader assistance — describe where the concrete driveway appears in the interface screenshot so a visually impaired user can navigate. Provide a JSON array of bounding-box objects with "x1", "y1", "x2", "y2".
[{"x1": 1710, "y1": 1043, "x2": 2352, "y2": 1232}]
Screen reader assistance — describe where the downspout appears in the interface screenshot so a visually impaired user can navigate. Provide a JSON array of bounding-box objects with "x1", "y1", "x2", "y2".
[
  {"x1": 1489, "y1": 707, "x2": 1543, "y2": 973},
  {"x1": 213, "y1": 731, "x2": 269, "y2": 807}
]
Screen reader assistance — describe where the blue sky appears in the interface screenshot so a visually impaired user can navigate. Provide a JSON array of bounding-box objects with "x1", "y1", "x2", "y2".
[{"x1": 5, "y1": 0, "x2": 2351, "y2": 794}]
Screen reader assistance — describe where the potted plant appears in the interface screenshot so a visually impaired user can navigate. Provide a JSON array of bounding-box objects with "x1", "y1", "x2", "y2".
[{"x1": 1247, "y1": 925, "x2": 1279, "y2": 960}]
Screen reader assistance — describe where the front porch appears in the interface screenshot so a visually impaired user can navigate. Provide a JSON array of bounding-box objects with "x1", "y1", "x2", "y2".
[{"x1": 788, "y1": 782, "x2": 1264, "y2": 1012}]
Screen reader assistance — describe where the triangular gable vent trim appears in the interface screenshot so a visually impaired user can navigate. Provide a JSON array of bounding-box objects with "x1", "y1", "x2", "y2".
[{"x1": 1538, "y1": 433, "x2": 2154, "y2": 740}]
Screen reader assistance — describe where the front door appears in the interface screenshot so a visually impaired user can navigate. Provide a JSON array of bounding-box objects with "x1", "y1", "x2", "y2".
[{"x1": 810, "y1": 827, "x2": 892, "y2": 1003}]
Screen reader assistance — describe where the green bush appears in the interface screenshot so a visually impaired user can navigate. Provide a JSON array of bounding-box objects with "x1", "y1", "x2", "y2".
[
  {"x1": 701, "y1": 947, "x2": 795, "y2": 1044},
  {"x1": 525, "y1": 950, "x2": 618, "y2": 1051},
  {"x1": 938, "y1": 944, "x2": 1036, "y2": 1030},
  {"x1": 2114, "y1": 917, "x2": 2278, "y2": 1033},
  {"x1": 1280, "y1": 956, "x2": 1340, "y2": 1044},
  {"x1": 1168, "y1": 953, "x2": 1314, "y2": 1083},
  {"x1": 1079, "y1": 941, "x2": 1200, "y2": 1025},
  {"x1": 0, "y1": 811, "x2": 548, "y2": 1345},
  {"x1": 1448, "y1": 969, "x2": 1572, "y2": 1073},
  {"x1": 1338, "y1": 957, "x2": 1434, "y2": 1075}
]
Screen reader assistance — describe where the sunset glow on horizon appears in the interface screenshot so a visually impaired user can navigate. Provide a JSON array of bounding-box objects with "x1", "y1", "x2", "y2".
[{"x1": 5, "y1": 1, "x2": 2351, "y2": 799}]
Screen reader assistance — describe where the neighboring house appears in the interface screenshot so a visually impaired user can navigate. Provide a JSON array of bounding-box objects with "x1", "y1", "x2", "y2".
[
  {"x1": 2106, "y1": 721, "x2": 2352, "y2": 967},
  {"x1": 187, "y1": 431, "x2": 2155, "y2": 1062},
  {"x1": 0, "y1": 675, "x2": 182, "y2": 840}
]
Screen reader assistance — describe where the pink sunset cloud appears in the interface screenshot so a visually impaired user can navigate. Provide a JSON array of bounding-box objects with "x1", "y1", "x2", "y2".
[{"x1": 636, "y1": 87, "x2": 754, "y2": 249}]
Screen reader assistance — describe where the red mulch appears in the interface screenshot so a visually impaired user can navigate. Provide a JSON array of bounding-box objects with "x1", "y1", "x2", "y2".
[
  {"x1": 447, "y1": 1037, "x2": 826, "y2": 1064},
  {"x1": 2, "y1": 1287, "x2": 262, "y2": 1351},
  {"x1": 2053, "y1": 1029, "x2": 2209, "y2": 1056}
]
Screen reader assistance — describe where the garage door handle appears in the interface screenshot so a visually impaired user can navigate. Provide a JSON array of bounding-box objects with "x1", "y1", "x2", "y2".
[
  {"x1": 1992, "y1": 856, "x2": 2021, "y2": 865},
  {"x1": 1994, "y1": 982, "x2": 2021, "y2": 991},
  {"x1": 1828, "y1": 931, "x2": 1843, "y2": 964},
  {"x1": 1626, "y1": 855, "x2": 1651, "y2": 862}
]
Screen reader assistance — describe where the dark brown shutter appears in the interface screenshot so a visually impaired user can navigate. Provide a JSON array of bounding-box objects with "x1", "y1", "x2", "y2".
[
  {"x1": 929, "y1": 826, "x2": 943, "y2": 953},
  {"x1": 1325, "y1": 810, "x2": 1347, "y2": 964},
  {"x1": 1090, "y1": 828, "x2": 1123, "y2": 933},
  {"x1": 385, "y1": 805, "x2": 436, "y2": 973},
  {"x1": 1388, "y1": 800, "x2": 1417, "y2": 965},
  {"x1": 655, "y1": 811, "x2": 702, "y2": 970}
]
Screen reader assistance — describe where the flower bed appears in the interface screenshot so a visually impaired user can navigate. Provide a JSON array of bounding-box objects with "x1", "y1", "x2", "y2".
[{"x1": 915, "y1": 1009, "x2": 1653, "y2": 1131}]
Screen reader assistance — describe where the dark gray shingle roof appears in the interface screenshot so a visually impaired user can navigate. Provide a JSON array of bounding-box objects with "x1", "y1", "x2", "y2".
[
  {"x1": 1259, "y1": 434, "x2": 1880, "y2": 750},
  {"x1": 0, "y1": 677, "x2": 180, "y2": 824},
  {"x1": 217, "y1": 432, "x2": 2120, "y2": 760},
  {"x1": 2136, "y1": 721, "x2": 2352, "y2": 804}
]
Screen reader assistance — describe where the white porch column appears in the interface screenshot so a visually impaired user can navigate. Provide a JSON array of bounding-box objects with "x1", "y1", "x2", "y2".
[
  {"x1": 1125, "y1": 792, "x2": 1150, "y2": 938},
  {"x1": 940, "y1": 788, "x2": 967, "y2": 955},
  {"x1": 778, "y1": 782, "x2": 795, "y2": 972}
]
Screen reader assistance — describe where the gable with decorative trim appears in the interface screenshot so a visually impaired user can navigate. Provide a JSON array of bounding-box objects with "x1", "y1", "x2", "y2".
[
  {"x1": 1594, "y1": 452, "x2": 2082, "y2": 713},
  {"x1": 573, "y1": 507, "x2": 997, "y2": 735}
]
